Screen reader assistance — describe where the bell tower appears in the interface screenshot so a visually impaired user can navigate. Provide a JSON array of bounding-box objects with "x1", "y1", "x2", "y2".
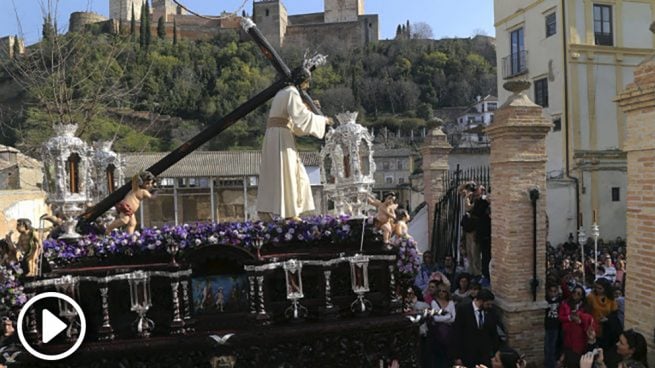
[{"x1": 324, "y1": 0, "x2": 363, "y2": 23}]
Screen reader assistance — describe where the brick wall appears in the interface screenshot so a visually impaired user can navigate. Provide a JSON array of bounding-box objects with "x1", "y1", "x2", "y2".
[
  {"x1": 486, "y1": 87, "x2": 552, "y2": 365},
  {"x1": 420, "y1": 128, "x2": 451, "y2": 247},
  {"x1": 616, "y1": 51, "x2": 655, "y2": 364}
]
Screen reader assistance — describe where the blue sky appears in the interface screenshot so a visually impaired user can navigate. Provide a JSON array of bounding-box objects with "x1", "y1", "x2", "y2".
[{"x1": 0, "y1": 0, "x2": 495, "y2": 46}]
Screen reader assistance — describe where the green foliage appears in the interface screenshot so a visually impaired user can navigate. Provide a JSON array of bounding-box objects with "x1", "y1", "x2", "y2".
[
  {"x1": 0, "y1": 29, "x2": 496, "y2": 154},
  {"x1": 130, "y1": 4, "x2": 136, "y2": 41},
  {"x1": 157, "y1": 16, "x2": 166, "y2": 40},
  {"x1": 173, "y1": 19, "x2": 178, "y2": 45},
  {"x1": 42, "y1": 13, "x2": 55, "y2": 40}
]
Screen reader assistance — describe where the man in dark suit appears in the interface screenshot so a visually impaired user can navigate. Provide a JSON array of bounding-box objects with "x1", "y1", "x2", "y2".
[{"x1": 453, "y1": 288, "x2": 500, "y2": 367}]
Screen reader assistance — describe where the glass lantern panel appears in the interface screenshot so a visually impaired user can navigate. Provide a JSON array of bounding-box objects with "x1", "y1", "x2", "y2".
[
  {"x1": 106, "y1": 164, "x2": 116, "y2": 193},
  {"x1": 67, "y1": 153, "x2": 81, "y2": 194},
  {"x1": 44, "y1": 162, "x2": 56, "y2": 193},
  {"x1": 359, "y1": 141, "x2": 370, "y2": 176}
]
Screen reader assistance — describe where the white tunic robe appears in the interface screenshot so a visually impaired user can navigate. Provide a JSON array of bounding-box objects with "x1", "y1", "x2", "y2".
[{"x1": 257, "y1": 86, "x2": 328, "y2": 218}]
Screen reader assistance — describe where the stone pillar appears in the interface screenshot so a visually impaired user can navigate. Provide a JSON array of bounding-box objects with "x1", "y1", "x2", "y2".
[
  {"x1": 420, "y1": 127, "x2": 451, "y2": 251},
  {"x1": 485, "y1": 80, "x2": 551, "y2": 364},
  {"x1": 615, "y1": 23, "x2": 655, "y2": 364}
]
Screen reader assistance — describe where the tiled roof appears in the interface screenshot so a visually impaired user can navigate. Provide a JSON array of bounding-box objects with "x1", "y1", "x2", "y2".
[
  {"x1": 122, "y1": 151, "x2": 321, "y2": 178},
  {"x1": 0, "y1": 145, "x2": 42, "y2": 171}
]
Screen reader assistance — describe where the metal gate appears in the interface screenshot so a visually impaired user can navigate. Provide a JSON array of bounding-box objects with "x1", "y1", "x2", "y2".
[{"x1": 431, "y1": 164, "x2": 490, "y2": 262}]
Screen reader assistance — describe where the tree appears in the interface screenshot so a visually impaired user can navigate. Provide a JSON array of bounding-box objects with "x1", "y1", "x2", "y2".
[
  {"x1": 144, "y1": 1, "x2": 152, "y2": 47},
  {"x1": 1, "y1": 30, "x2": 143, "y2": 154},
  {"x1": 12, "y1": 36, "x2": 21, "y2": 58},
  {"x1": 173, "y1": 19, "x2": 178, "y2": 45},
  {"x1": 42, "y1": 13, "x2": 55, "y2": 40},
  {"x1": 139, "y1": 2, "x2": 146, "y2": 47},
  {"x1": 411, "y1": 22, "x2": 434, "y2": 40},
  {"x1": 130, "y1": 3, "x2": 136, "y2": 41},
  {"x1": 157, "y1": 16, "x2": 166, "y2": 40},
  {"x1": 416, "y1": 103, "x2": 433, "y2": 121}
]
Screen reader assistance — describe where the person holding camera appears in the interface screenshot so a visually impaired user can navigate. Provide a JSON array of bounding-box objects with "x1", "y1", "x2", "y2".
[
  {"x1": 459, "y1": 181, "x2": 481, "y2": 278},
  {"x1": 579, "y1": 329, "x2": 649, "y2": 368}
]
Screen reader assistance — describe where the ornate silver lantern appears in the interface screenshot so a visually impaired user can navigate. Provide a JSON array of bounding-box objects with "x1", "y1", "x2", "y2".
[
  {"x1": 91, "y1": 141, "x2": 124, "y2": 204},
  {"x1": 349, "y1": 254, "x2": 372, "y2": 314},
  {"x1": 127, "y1": 271, "x2": 154, "y2": 338},
  {"x1": 54, "y1": 275, "x2": 80, "y2": 342},
  {"x1": 320, "y1": 111, "x2": 376, "y2": 218},
  {"x1": 283, "y1": 259, "x2": 307, "y2": 320},
  {"x1": 41, "y1": 124, "x2": 91, "y2": 239}
]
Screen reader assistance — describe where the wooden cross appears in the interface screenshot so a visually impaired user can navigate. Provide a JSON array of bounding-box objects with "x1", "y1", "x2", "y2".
[{"x1": 80, "y1": 18, "x2": 326, "y2": 223}]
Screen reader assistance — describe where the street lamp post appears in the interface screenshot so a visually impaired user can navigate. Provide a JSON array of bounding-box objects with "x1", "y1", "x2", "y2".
[{"x1": 591, "y1": 222, "x2": 600, "y2": 278}]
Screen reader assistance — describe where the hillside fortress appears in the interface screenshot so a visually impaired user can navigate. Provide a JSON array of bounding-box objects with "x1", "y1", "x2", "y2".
[{"x1": 69, "y1": 0, "x2": 379, "y2": 49}]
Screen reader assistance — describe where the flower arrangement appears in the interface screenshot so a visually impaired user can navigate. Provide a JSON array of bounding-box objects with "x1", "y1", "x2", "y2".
[
  {"x1": 43, "y1": 215, "x2": 354, "y2": 265},
  {"x1": 393, "y1": 235, "x2": 421, "y2": 278},
  {"x1": 0, "y1": 263, "x2": 27, "y2": 312}
]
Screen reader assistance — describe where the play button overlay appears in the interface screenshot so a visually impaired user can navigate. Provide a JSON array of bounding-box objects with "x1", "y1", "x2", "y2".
[
  {"x1": 17, "y1": 292, "x2": 87, "y2": 361},
  {"x1": 41, "y1": 309, "x2": 67, "y2": 344}
]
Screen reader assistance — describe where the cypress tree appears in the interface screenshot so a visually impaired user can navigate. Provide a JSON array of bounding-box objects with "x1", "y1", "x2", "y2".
[
  {"x1": 139, "y1": 1, "x2": 146, "y2": 47},
  {"x1": 42, "y1": 13, "x2": 55, "y2": 40},
  {"x1": 130, "y1": 3, "x2": 136, "y2": 41},
  {"x1": 12, "y1": 36, "x2": 21, "y2": 57},
  {"x1": 173, "y1": 18, "x2": 178, "y2": 45},
  {"x1": 144, "y1": 0, "x2": 151, "y2": 47},
  {"x1": 406, "y1": 20, "x2": 411, "y2": 39},
  {"x1": 396, "y1": 25, "x2": 401, "y2": 38},
  {"x1": 157, "y1": 16, "x2": 166, "y2": 40}
]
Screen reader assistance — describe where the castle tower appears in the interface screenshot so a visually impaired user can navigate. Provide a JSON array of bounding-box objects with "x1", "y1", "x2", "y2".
[
  {"x1": 109, "y1": 0, "x2": 143, "y2": 21},
  {"x1": 152, "y1": 0, "x2": 186, "y2": 22},
  {"x1": 0, "y1": 35, "x2": 25, "y2": 59},
  {"x1": 324, "y1": 0, "x2": 364, "y2": 23},
  {"x1": 252, "y1": 0, "x2": 288, "y2": 48}
]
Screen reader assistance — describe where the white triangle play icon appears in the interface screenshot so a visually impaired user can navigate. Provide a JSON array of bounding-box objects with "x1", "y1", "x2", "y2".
[{"x1": 41, "y1": 309, "x2": 67, "y2": 344}]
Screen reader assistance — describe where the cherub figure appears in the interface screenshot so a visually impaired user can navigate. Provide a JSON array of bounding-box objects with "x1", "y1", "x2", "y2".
[
  {"x1": 393, "y1": 209, "x2": 411, "y2": 239},
  {"x1": 4, "y1": 219, "x2": 42, "y2": 276},
  {"x1": 368, "y1": 193, "x2": 398, "y2": 244},
  {"x1": 215, "y1": 287, "x2": 224, "y2": 312},
  {"x1": 105, "y1": 171, "x2": 156, "y2": 234}
]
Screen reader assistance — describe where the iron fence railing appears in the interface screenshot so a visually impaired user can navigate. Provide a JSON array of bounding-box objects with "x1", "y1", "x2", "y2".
[{"x1": 431, "y1": 164, "x2": 490, "y2": 262}]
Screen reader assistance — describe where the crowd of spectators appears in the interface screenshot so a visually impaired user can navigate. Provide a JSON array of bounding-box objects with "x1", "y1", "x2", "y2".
[{"x1": 408, "y1": 233, "x2": 648, "y2": 368}]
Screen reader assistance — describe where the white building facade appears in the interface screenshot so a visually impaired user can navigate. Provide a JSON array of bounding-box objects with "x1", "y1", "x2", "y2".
[{"x1": 494, "y1": 0, "x2": 654, "y2": 245}]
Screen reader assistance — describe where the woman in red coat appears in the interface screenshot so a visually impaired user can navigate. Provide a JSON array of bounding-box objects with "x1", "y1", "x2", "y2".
[{"x1": 559, "y1": 285, "x2": 597, "y2": 365}]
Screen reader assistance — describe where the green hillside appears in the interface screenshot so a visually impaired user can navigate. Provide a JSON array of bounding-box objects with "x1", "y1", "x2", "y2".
[{"x1": 0, "y1": 28, "x2": 495, "y2": 156}]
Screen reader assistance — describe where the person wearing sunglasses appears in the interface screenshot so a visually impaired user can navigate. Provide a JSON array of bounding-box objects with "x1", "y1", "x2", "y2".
[{"x1": 426, "y1": 280, "x2": 456, "y2": 368}]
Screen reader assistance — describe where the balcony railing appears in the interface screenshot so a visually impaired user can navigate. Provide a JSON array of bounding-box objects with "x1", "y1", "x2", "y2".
[{"x1": 502, "y1": 50, "x2": 528, "y2": 79}]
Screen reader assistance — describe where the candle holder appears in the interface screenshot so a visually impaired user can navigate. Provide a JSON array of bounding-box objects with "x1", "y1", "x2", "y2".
[
  {"x1": 319, "y1": 268, "x2": 340, "y2": 319},
  {"x1": 180, "y1": 279, "x2": 195, "y2": 333},
  {"x1": 128, "y1": 271, "x2": 154, "y2": 338},
  {"x1": 253, "y1": 237, "x2": 264, "y2": 261},
  {"x1": 169, "y1": 278, "x2": 186, "y2": 335},
  {"x1": 54, "y1": 276, "x2": 80, "y2": 342},
  {"x1": 255, "y1": 275, "x2": 270, "y2": 325},
  {"x1": 349, "y1": 254, "x2": 372, "y2": 316},
  {"x1": 165, "y1": 235, "x2": 180, "y2": 266},
  {"x1": 283, "y1": 260, "x2": 307, "y2": 321},
  {"x1": 97, "y1": 281, "x2": 114, "y2": 341}
]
